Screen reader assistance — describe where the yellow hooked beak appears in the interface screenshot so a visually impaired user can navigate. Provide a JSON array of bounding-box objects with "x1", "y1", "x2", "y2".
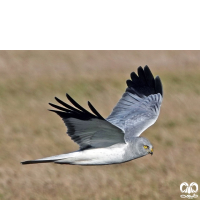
[{"x1": 150, "y1": 148, "x2": 153, "y2": 156}]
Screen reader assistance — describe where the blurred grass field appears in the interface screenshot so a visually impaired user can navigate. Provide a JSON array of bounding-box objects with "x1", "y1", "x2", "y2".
[{"x1": 0, "y1": 51, "x2": 200, "y2": 200}]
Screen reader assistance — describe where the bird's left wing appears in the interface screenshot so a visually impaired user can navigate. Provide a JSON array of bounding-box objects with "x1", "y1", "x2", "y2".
[{"x1": 49, "y1": 94, "x2": 125, "y2": 150}]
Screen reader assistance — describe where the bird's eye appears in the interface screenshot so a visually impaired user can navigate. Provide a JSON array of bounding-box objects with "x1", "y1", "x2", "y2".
[{"x1": 144, "y1": 145, "x2": 149, "y2": 149}]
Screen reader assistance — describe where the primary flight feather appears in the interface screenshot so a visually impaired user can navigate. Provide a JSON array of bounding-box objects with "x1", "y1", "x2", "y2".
[{"x1": 21, "y1": 66, "x2": 163, "y2": 165}]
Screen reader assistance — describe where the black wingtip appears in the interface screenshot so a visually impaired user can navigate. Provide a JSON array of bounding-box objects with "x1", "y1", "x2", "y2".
[
  {"x1": 137, "y1": 66, "x2": 143, "y2": 71},
  {"x1": 49, "y1": 102, "x2": 55, "y2": 107},
  {"x1": 66, "y1": 93, "x2": 71, "y2": 100},
  {"x1": 130, "y1": 72, "x2": 139, "y2": 82},
  {"x1": 144, "y1": 65, "x2": 149, "y2": 69},
  {"x1": 144, "y1": 66, "x2": 152, "y2": 77},
  {"x1": 137, "y1": 66, "x2": 146, "y2": 82},
  {"x1": 66, "y1": 93, "x2": 93, "y2": 115},
  {"x1": 88, "y1": 101, "x2": 104, "y2": 120},
  {"x1": 155, "y1": 76, "x2": 163, "y2": 97},
  {"x1": 144, "y1": 65, "x2": 154, "y2": 87},
  {"x1": 126, "y1": 66, "x2": 163, "y2": 97}
]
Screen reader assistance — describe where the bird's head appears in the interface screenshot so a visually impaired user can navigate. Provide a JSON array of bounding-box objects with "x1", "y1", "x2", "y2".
[{"x1": 136, "y1": 137, "x2": 153, "y2": 156}]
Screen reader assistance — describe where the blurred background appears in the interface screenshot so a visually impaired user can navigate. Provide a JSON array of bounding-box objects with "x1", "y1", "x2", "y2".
[{"x1": 0, "y1": 51, "x2": 200, "y2": 200}]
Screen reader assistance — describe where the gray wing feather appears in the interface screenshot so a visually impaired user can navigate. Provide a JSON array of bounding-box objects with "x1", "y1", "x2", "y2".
[
  {"x1": 106, "y1": 92, "x2": 142, "y2": 130},
  {"x1": 64, "y1": 118, "x2": 125, "y2": 149},
  {"x1": 123, "y1": 93, "x2": 162, "y2": 141}
]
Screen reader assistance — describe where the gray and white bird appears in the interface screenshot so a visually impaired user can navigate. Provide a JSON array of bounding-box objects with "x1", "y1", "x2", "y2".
[{"x1": 21, "y1": 66, "x2": 163, "y2": 165}]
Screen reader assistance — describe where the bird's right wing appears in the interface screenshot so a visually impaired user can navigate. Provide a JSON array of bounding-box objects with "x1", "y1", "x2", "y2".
[
  {"x1": 106, "y1": 66, "x2": 163, "y2": 140},
  {"x1": 49, "y1": 94, "x2": 125, "y2": 150}
]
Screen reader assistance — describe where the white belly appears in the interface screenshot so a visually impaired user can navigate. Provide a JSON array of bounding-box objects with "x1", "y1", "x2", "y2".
[{"x1": 55, "y1": 144, "x2": 128, "y2": 165}]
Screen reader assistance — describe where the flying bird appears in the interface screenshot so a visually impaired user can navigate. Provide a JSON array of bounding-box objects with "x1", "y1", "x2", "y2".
[{"x1": 21, "y1": 66, "x2": 163, "y2": 165}]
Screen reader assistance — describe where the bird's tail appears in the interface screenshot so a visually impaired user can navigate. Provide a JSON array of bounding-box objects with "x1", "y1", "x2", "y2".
[
  {"x1": 21, "y1": 160, "x2": 54, "y2": 165},
  {"x1": 21, "y1": 152, "x2": 77, "y2": 165}
]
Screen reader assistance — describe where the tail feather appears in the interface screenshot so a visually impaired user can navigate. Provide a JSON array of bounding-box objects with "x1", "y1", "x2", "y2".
[
  {"x1": 21, "y1": 152, "x2": 79, "y2": 165},
  {"x1": 21, "y1": 160, "x2": 55, "y2": 165}
]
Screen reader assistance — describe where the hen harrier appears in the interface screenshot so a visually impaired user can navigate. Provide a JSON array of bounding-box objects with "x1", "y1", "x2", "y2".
[{"x1": 21, "y1": 66, "x2": 163, "y2": 165}]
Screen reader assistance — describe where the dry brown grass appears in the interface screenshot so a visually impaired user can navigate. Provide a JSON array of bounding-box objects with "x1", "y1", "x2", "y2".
[{"x1": 0, "y1": 51, "x2": 200, "y2": 200}]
